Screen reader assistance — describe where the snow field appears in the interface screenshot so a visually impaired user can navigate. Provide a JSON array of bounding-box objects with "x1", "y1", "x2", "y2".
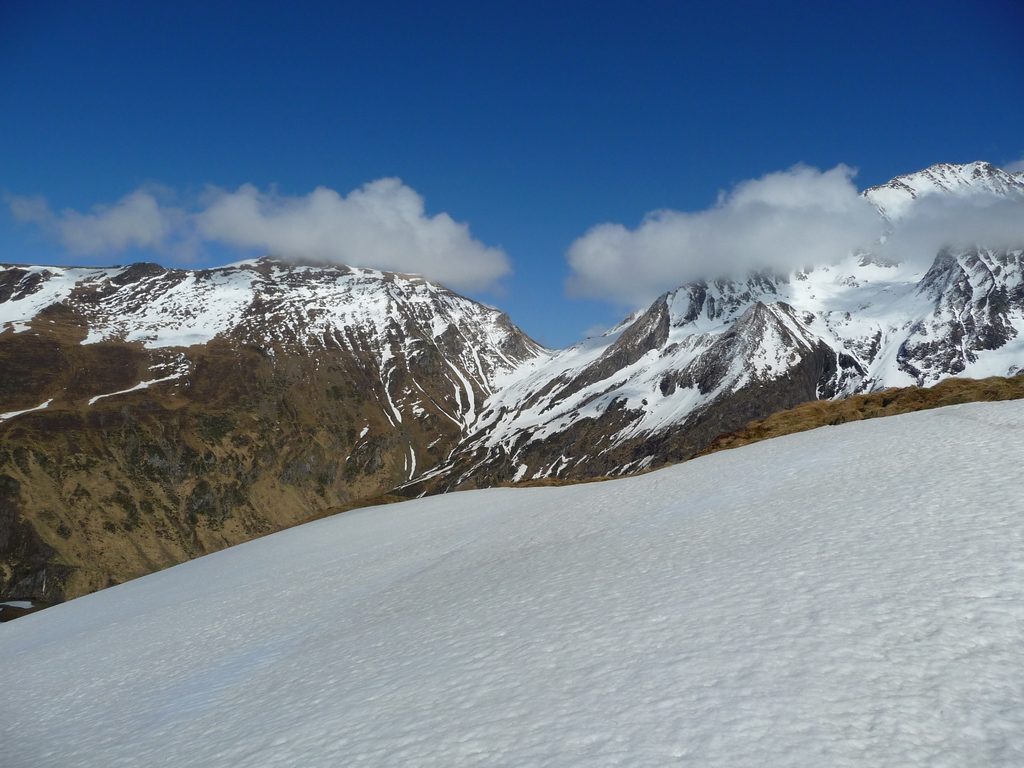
[{"x1": 2, "y1": 401, "x2": 1024, "y2": 766}]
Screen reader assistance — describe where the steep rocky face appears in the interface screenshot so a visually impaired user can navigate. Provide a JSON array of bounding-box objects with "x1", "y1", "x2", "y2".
[
  {"x1": 416, "y1": 297, "x2": 850, "y2": 490},
  {"x1": 0, "y1": 258, "x2": 542, "y2": 600},
  {"x1": 898, "y1": 248, "x2": 1024, "y2": 382}
]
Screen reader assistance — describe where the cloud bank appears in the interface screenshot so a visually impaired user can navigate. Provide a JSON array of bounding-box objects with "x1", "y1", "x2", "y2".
[
  {"x1": 11, "y1": 164, "x2": 1024, "y2": 303},
  {"x1": 882, "y1": 193, "x2": 1024, "y2": 267},
  {"x1": 196, "y1": 179, "x2": 509, "y2": 290},
  {"x1": 10, "y1": 189, "x2": 183, "y2": 255},
  {"x1": 567, "y1": 165, "x2": 879, "y2": 305},
  {"x1": 567, "y1": 164, "x2": 1024, "y2": 306},
  {"x1": 8, "y1": 180, "x2": 509, "y2": 292}
]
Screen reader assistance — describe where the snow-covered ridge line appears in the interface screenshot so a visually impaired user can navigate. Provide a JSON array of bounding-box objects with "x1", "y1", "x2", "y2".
[
  {"x1": 863, "y1": 160, "x2": 1024, "y2": 219},
  {"x1": 0, "y1": 257, "x2": 545, "y2": 428},
  {"x1": 0, "y1": 257, "x2": 541, "y2": 371}
]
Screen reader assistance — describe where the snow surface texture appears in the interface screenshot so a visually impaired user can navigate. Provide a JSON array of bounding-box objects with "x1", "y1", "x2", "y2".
[{"x1": 4, "y1": 401, "x2": 1024, "y2": 767}]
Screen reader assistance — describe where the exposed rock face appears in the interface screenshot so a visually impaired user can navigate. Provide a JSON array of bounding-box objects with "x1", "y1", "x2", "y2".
[{"x1": 0, "y1": 258, "x2": 542, "y2": 600}]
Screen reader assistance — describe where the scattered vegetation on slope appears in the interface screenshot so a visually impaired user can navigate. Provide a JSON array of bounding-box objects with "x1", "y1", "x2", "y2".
[
  {"x1": 4, "y1": 358, "x2": 1022, "y2": 608},
  {"x1": 0, "y1": 316, "x2": 459, "y2": 603},
  {"x1": 699, "y1": 375, "x2": 1024, "y2": 457}
]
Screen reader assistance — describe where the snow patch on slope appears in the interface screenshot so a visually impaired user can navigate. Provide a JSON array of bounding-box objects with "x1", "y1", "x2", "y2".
[{"x1": 0, "y1": 398, "x2": 53, "y2": 422}]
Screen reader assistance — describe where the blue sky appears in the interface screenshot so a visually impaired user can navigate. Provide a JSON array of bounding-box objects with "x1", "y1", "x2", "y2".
[{"x1": 2, "y1": 1, "x2": 1023, "y2": 347}]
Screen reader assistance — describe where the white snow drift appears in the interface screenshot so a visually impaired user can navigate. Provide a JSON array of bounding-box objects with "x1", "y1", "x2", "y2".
[{"x1": 3, "y1": 401, "x2": 1024, "y2": 767}]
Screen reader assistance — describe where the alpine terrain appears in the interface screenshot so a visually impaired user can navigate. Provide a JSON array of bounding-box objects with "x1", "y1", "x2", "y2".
[
  {"x1": 1, "y1": 161, "x2": 1023, "y2": 603},
  {"x1": 411, "y1": 161, "x2": 1024, "y2": 491},
  {"x1": 0, "y1": 259, "x2": 541, "y2": 601}
]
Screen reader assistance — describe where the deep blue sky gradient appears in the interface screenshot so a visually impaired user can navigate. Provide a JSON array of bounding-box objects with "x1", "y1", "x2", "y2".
[{"x1": 2, "y1": 1, "x2": 1023, "y2": 346}]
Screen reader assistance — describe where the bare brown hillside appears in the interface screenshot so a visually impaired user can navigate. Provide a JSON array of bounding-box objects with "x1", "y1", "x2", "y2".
[{"x1": 699, "y1": 376, "x2": 1024, "y2": 457}]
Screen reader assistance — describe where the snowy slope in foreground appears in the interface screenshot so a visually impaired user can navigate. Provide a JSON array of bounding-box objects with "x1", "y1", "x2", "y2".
[{"x1": 4, "y1": 402, "x2": 1024, "y2": 767}]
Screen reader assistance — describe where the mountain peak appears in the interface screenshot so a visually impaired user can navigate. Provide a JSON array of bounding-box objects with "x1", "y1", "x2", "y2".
[{"x1": 864, "y1": 160, "x2": 1024, "y2": 219}]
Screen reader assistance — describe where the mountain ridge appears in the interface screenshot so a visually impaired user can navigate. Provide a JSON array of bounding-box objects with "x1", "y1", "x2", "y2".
[
  {"x1": 414, "y1": 243, "x2": 1024, "y2": 491},
  {"x1": 0, "y1": 258, "x2": 543, "y2": 600},
  {"x1": 2, "y1": 160, "x2": 1023, "y2": 601},
  {"x1": 863, "y1": 160, "x2": 1024, "y2": 219}
]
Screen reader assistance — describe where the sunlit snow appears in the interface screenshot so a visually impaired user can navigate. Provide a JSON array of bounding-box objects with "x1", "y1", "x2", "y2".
[
  {"x1": 0, "y1": 259, "x2": 544, "y2": 430},
  {"x1": 3, "y1": 401, "x2": 1024, "y2": 766}
]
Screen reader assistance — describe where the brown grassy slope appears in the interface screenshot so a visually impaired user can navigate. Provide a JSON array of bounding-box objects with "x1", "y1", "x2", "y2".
[
  {"x1": 0, "y1": 312, "x2": 463, "y2": 603},
  {"x1": 698, "y1": 375, "x2": 1024, "y2": 457}
]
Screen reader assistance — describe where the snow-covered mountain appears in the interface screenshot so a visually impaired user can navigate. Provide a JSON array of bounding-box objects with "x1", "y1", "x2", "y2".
[
  {"x1": 415, "y1": 161, "x2": 1024, "y2": 488},
  {"x1": 1, "y1": 256, "x2": 543, "y2": 479},
  {"x1": 0, "y1": 258, "x2": 540, "y2": 421},
  {"x1": 0, "y1": 258, "x2": 542, "y2": 601},
  {"x1": 5, "y1": 400, "x2": 1024, "y2": 767},
  {"x1": 864, "y1": 160, "x2": 1024, "y2": 219}
]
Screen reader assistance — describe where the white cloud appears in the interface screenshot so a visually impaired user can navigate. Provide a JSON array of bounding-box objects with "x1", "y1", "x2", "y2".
[
  {"x1": 566, "y1": 164, "x2": 1024, "y2": 306},
  {"x1": 9, "y1": 189, "x2": 181, "y2": 255},
  {"x1": 196, "y1": 179, "x2": 509, "y2": 291},
  {"x1": 8, "y1": 195, "x2": 51, "y2": 223},
  {"x1": 881, "y1": 193, "x2": 1024, "y2": 263},
  {"x1": 1004, "y1": 157, "x2": 1024, "y2": 174},
  {"x1": 7, "y1": 179, "x2": 509, "y2": 292},
  {"x1": 567, "y1": 165, "x2": 880, "y2": 305}
]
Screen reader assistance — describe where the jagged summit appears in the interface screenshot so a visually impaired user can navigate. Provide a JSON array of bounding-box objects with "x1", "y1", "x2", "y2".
[{"x1": 864, "y1": 160, "x2": 1024, "y2": 219}]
